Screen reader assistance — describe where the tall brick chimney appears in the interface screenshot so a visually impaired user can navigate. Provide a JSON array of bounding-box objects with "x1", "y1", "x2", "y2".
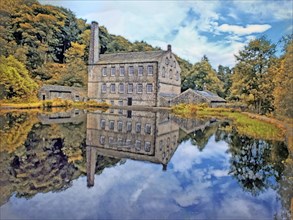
[{"x1": 89, "y1": 21, "x2": 99, "y2": 64}]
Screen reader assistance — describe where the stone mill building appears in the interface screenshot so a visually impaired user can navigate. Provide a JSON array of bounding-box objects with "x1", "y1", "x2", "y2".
[{"x1": 87, "y1": 21, "x2": 181, "y2": 107}]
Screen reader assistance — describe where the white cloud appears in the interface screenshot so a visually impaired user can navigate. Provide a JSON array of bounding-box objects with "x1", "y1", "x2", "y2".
[{"x1": 217, "y1": 24, "x2": 272, "y2": 36}]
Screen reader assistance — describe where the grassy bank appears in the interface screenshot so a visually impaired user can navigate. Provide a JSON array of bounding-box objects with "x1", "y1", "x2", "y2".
[
  {"x1": 172, "y1": 104, "x2": 287, "y2": 142},
  {"x1": 0, "y1": 99, "x2": 110, "y2": 110}
]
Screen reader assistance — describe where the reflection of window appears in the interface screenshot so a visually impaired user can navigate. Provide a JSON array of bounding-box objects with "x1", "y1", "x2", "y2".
[
  {"x1": 102, "y1": 67, "x2": 107, "y2": 76},
  {"x1": 119, "y1": 83, "x2": 124, "y2": 93},
  {"x1": 138, "y1": 66, "x2": 143, "y2": 76},
  {"x1": 146, "y1": 84, "x2": 153, "y2": 93},
  {"x1": 145, "y1": 142, "x2": 151, "y2": 152},
  {"x1": 111, "y1": 66, "x2": 116, "y2": 76},
  {"x1": 162, "y1": 67, "x2": 165, "y2": 78},
  {"x1": 128, "y1": 66, "x2": 134, "y2": 76},
  {"x1": 128, "y1": 83, "x2": 133, "y2": 93},
  {"x1": 101, "y1": 83, "x2": 107, "y2": 93},
  {"x1": 120, "y1": 66, "x2": 125, "y2": 76},
  {"x1": 118, "y1": 137, "x2": 123, "y2": 146},
  {"x1": 137, "y1": 83, "x2": 143, "y2": 93},
  {"x1": 135, "y1": 140, "x2": 141, "y2": 151},
  {"x1": 110, "y1": 84, "x2": 115, "y2": 93},
  {"x1": 147, "y1": 65, "x2": 153, "y2": 75},
  {"x1": 109, "y1": 120, "x2": 114, "y2": 130},
  {"x1": 100, "y1": 119, "x2": 106, "y2": 129},
  {"x1": 100, "y1": 136, "x2": 105, "y2": 145},
  {"x1": 136, "y1": 123, "x2": 141, "y2": 133},
  {"x1": 127, "y1": 122, "x2": 132, "y2": 132},
  {"x1": 159, "y1": 140, "x2": 163, "y2": 151},
  {"x1": 118, "y1": 121, "x2": 123, "y2": 131},
  {"x1": 145, "y1": 124, "x2": 151, "y2": 134}
]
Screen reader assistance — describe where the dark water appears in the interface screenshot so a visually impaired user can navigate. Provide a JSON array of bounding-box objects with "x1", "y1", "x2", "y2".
[{"x1": 0, "y1": 109, "x2": 291, "y2": 220}]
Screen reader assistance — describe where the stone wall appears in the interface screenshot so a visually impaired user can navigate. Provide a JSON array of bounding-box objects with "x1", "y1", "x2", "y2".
[{"x1": 171, "y1": 89, "x2": 208, "y2": 106}]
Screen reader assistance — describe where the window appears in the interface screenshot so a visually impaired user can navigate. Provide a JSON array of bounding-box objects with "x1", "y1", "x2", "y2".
[
  {"x1": 146, "y1": 84, "x2": 153, "y2": 93},
  {"x1": 110, "y1": 83, "x2": 115, "y2": 93},
  {"x1": 145, "y1": 124, "x2": 151, "y2": 134},
  {"x1": 102, "y1": 67, "x2": 107, "y2": 76},
  {"x1": 135, "y1": 140, "x2": 141, "y2": 151},
  {"x1": 138, "y1": 66, "x2": 143, "y2": 76},
  {"x1": 128, "y1": 66, "x2": 134, "y2": 76},
  {"x1": 176, "y1": 71, "x2": 179, "y2": 81},
  {"x1": 109, "y1": 120, "x2": 114, "y2": 130},
  {"x1": 118, "y1": 109, "x2": 123, "y2": 114},
  {"x1": 162, "y1": 66, "x2": 165, "y2": 78},
  {"x1": 128, "y1": 83, "x2": 133, "y2": 93},
  {"x1": 169, "y1": 69, "x2": 173, "y2": 79},
  {"x1": 101, "y1": 83, "x2": 107, "y2": 93},
  {"x1": 126, "y1": 139, "x2": 132, "y2": 148},
  {"x1": 136, "y1": 123, "x2": 141, "y2": 133},
  {"x1": 120, "y1": 66, "x2": 125, "y2": 76},
  {"x1": 127, "y1": 122, "x2": 132, "y2": 132},
  {"x1": 147, "y1": 65, "x2": 153, "y2": 75},
  {"x1": 173, "y1": 60, "x2": 176, "y2": 67},
  {"x1": 100, "y1": 136, "x2": 105, "y2": 145},
  {"x1": 111, "y1": 66, "x2": 116, "y2": 76},
  {"x1": 118, "y1": 121, "x2": 123, "y2": 131},
  {"x1": 118, "y1": 138, "x2": 123, "y2": 146},
  {"x1": 170, "y1": 59, "x2": 173, "y2": 67},
  {"x1": 100, "y1": 119, "x2": 106, "y2": 129},
  {"x1": 118, "y1": 100, "x2": 123, "y2": 106},
  {"x1": 110, "y1": 101, "x2": 114, "y2": 113},
  {"x1": 137, "y1": 83, "x2": 143, "y2": 93},
  {"x1": 145, "y1": 142, "x2": 151, "y2": 152},
  {"x1": 119, "y1": 83, "x2": 124, "y2": 93},
  {"x1": 165, "y1": 57, "x2": 169, "y2": 65},
  {"x1": 109, "y1": 136, "x2": 114, "y2": 145}
]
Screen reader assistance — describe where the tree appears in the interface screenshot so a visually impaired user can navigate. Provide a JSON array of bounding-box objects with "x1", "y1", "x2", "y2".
[
  {"x1": 182, "y1": 56, "x2": 224, "y2": 96},
  {"x1": 272, "y1": 39, "x2": 293, "y2": 117},
  {"x1": 217, "y1": 65, "x2": 232, "y2": 98},
  {"x1": 0, "y1": 55, "x2": 38, "y2": 101},
  {"x1": 230, "y1": 37, "x2": 276, "y2": 114}
]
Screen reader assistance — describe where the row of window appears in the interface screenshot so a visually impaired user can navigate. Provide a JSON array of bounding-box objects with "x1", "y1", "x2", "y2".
[
  {"x1": 100, "y1": 119, "x2": 152, "y2": 134},
  {"x1": 101, "y1": 83, "x2": 153, "y2": 94},
  {"x1": 102, "y1": 65, "x2": 154, "y2": 77},
  {"x1": 99, "y1": 136, "x2": 152, "y2": 152}
]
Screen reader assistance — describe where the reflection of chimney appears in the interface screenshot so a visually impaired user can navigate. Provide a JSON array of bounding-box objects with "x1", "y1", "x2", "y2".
[
  {"x1": 167, "y1": 44, "x2": 171, "y2": 52},
  {"x1": 86, "y1": 146, "x2": 97, "y2": 187},
  {"x1": 89, "y1": 21, "x2": 99, "y2": 64},
  {"x1": 162, "y1": 164, "x2": 167, "y2": 171}
]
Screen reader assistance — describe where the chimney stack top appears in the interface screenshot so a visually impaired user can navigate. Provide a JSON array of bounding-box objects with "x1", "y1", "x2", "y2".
[{"x1": 167, "y1": 44, "x2": 172, "y2": 52}]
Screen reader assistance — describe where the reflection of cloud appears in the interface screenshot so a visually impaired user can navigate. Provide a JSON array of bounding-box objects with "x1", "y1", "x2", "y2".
[{"x1": 0, "y1": 135, "x2": 282, "y2": 219}]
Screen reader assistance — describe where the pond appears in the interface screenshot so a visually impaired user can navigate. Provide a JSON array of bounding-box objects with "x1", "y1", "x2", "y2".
[{"x1": 0, "y1": 109, "x2": 291, "y2": 220}]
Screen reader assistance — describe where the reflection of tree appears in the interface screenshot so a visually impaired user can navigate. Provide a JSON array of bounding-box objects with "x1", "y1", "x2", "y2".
[
  {"x1": 0, "y1": 114, "x2": 120, "y2": 205},
  {"x1": 227, "y1": 131, "x2": 289, "y2": 196}
]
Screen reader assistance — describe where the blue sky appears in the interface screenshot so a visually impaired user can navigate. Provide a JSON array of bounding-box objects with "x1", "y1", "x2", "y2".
[{"x1": 40, "y1": 0, "x2": 292, "y2": 68}]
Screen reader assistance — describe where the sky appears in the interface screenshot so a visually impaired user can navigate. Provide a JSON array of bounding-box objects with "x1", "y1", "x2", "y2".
[{"x1": 39, "y1": 0, "x2": 293, "y2": 68}]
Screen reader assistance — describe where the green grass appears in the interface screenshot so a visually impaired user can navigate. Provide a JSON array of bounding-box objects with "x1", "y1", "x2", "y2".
[{"x1": 172, "y1": 104, "x2": 285, "y2": 141}]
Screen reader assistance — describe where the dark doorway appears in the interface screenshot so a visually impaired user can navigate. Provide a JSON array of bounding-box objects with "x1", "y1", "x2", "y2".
[
  {"x1": 127, "y1": 98, "x2": 132, "y2": 106},
  {"x1": 42, "y1": 95, "x2": 46, "y2": 100}
]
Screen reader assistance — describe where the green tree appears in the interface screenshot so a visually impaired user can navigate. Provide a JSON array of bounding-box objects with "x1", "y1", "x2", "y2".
[
  {"x1": 230, "y1": 37, "x2": 276, "y2": 114},
  {"x1": 217, "y1": 65, "x2": 232, "y2": 98},
  {"x1": 0, "y1": 55, "x2": 38, "y2": 101}
]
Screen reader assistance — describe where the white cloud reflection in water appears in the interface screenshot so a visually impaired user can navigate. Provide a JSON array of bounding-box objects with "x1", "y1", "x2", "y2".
[{"x1": 1, "y1": 135, "x2": 280, "y2": 219}]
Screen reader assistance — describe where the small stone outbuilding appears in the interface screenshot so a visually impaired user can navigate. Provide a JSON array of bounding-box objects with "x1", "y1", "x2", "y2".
[
  {"x1": 39, "y1": 85, "x2": 86, "y2": 101},
  {"x1": 171, "y1": 88, "x2": 226, "y2": 107}
]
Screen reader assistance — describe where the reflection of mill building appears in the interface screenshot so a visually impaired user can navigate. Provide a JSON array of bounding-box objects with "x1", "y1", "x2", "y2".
[
  {"x1": 86, "y1": 110, "x2": 180, "y2": 186},
  {"x1": 87, "y1": 22, "x2": 181, "y2": 107}
]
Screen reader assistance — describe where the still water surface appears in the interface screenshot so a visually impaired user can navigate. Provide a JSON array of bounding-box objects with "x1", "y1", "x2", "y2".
[{"x1": 0, "y1": 109, "x2": 291, "y2": 219}]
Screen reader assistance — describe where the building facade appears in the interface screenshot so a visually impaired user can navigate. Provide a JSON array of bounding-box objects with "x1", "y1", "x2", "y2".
[
  {"x1": 88, "y1": 22, "x2": 181, "y2": 107},
  {"x1": 39, "y1": 85, "x2": 86, "y2": 101}
]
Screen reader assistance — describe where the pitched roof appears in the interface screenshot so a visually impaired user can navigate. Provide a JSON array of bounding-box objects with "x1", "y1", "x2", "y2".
[
  {"x1": 195, "y1": 90, "x2": 226, "y2": 102},
  {"x1": 97, "y1": 50, "x2": 166, "y2": 64}
]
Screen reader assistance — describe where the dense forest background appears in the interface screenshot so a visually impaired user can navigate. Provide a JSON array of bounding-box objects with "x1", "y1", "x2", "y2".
[{"x1": 0, "y1": 0, "x2": 292, "y2": 117}]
